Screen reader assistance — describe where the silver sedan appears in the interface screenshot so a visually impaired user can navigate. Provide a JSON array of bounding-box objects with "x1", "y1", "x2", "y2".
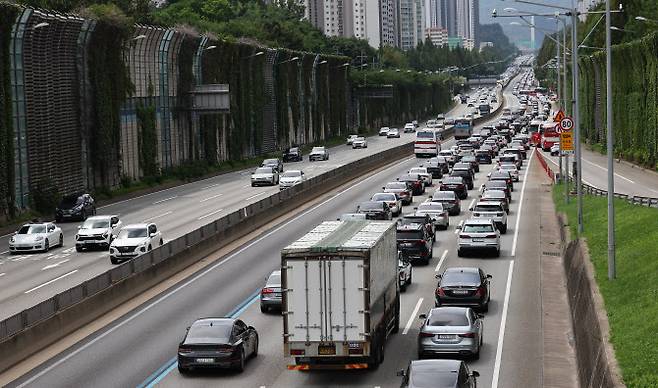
[{"x1": 417, "y1": 307, "x2": 483, "y2": 360}]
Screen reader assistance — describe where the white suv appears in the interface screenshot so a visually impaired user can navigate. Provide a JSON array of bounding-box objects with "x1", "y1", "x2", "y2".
[
  {"x1": 470, "y1": 202, "x2": 508, "y2": 233},
  {"x1": 110, "y1": 223, "x2": 163, "y2": 264},
  {"x1": 76, "y1": 215, "x2": 122, "y2": 252},
  {"x1": 458, "y1": 218, "x2": 501, "y2": 257}
]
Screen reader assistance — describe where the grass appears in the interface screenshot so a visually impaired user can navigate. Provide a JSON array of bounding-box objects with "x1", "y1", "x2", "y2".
[{"x1": 553, "y1": 184, "x2": 658, "y2": 388}]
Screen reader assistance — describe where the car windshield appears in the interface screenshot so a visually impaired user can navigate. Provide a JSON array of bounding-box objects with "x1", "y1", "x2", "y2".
[
  {"x1": 255, "y1": 167, "x2": 272, "y2": 174},
  {"x1": 186, "y1": 321, "x2": 233, "y2": 344},
  {"x1": 474, "y1": 204, "x2": 502, "y2": 212},
  {"x1": 312, "y1": 147, "x2": 324, "y2": 152},
  {"x1": 81, "y1": 219, "x2": 110, "y2": 229},
  {"x1": 409, "y1": 168, "x2": 427, "y2": 174},
  {"x1": 400, "y1": 217, "x2": 426, "y2": 225},
  {"x1": 59, "y1": 196, "x2": 82, "y2": 207},
  {"x1": 483, "y1": 190, "x2": 506, "y2": 199},
  {"x1": 282, "y1": 171, "x2": 302, "y2": 177},
  {"x1": 18, "y1": 225, "x2": 46, "y2": 234},
  {"x1": 433, "y1": 192, "x2": 454, "y2": 200},
  {"x1": 398, "y1": 174, "x2": 417, "y2": 181},
  {"x1": 500, "y1": 165, "x2": 516, "y2": 171},
  {"x1": 355, "y1": 137, "x2": 365, "y2": 141},
  {"x1": 444, "y1": 177, "x2": 462, "y2": 184},
  {"x1": 428, "y1": 311, "x2": 469, "y2": 326},
  {"x1": 442, "y1": 270, "x2": 480, "y2": 285},
  {"x1": 385, "y1": 182, "x2": 406, "y2": 190},
  {"x1": 397, "y1": 230, "x2": 423, "y2": 240},
  {"x1": 118, "y1": 228, "x2": 147, "y2": 239},
  {"x1": 359, "y1": 202, "x2": 381, "y2": 210},
  {"x1": 263, "y1": 159, "x2": 277, "y2": 165},
  {"x1": 372, "y1": 193, "x2": 395, "y2": 202},
  {"x1": 463, "y1": 224, "x2": 494, "y2": 233}
]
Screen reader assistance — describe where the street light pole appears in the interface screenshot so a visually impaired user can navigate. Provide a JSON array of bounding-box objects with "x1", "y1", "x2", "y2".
[
  {"x1": 556, "y1": 18, "x2": 563, "y2": 183},
  {"x1": 605, "y1": 0, "x2": 616, "y2": 279},
  {"x1": 571, "y1": 0, "x2": 584, "y2": 234}
]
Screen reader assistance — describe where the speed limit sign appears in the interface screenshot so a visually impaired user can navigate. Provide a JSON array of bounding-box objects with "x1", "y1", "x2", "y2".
[{"x1": 560, "y1": 117, "x2": 574, "y2": 131}]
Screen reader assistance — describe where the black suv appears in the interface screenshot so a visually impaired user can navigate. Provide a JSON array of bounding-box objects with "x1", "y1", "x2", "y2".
[
  {"x1": 397, "y1": 223, "x2": 433, "y2": 265},
  {"x1": 450, "y1": 169, "x2": 474, "y2": 190},
  {"x1": 399, "y1": 213, "x2": 435, "y2": 239},
  {"x1": 440, "y1": 176, "x2": 468, "y2": 200},
  {"x1": 282, "y1": 147, "x2": 302, "y2": 162},
  {"x1": 425, "y1": 158, "x2": 444, "y2": 179},
  {"x1": 55, "y1": 193, "x2": 96, "y2": 222}
]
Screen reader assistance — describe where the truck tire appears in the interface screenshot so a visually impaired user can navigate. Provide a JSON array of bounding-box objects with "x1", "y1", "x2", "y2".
[
  {"x1": 392, "y1": 298, "x2": 401, "y2": 334},
  {"x1": 368, "y1": 334, "x2": 385, "y2": 369}
]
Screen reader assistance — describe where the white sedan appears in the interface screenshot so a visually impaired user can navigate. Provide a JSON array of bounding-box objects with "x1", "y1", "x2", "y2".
[
  {"x1": 279, "y1": 170, "x2": 306, "y2": 190},
  {"x1": 251, "y1": 167, "x2": 279, "y2": 186},
  {"x1": 387, "y1": 128, "x2": 400, "y2": 138},
  {"x1": 352, "y1": 137, "x2": 368, "y2": 149},
  {"x1": 379, "y1": 127, "x2": 390, "y2": 136},
  {"x1": 9, "y1": 222, "x2": 63, "y2": 253},
  {"x1": 371, "y1": 192, "x2": 402, "y2": 217},
  {"x1": 498, "y1": 163, "x2": 520, "y2": 182},
  {"x1": 409, "y1": 167, "x2": 433, "y2": 187},
  {"x1": 110, "y1": 223, "x2": 163, "y2": 264}
]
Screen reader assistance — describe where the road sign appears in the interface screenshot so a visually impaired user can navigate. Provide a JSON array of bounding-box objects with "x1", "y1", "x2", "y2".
[
  {"x1": 554, "y1": 110, "x2": 565, "y2": 123},
  {"x1": 560, "y1": 131, "x2": 574, "y2": 154},
  {"x1": 560, "y1": 117, "x2": 574, "y2": 132}
]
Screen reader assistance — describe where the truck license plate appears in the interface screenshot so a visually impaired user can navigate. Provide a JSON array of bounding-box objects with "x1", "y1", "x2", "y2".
[{"x1": 318, "y1": 345, "x2": 336, "y2": 355}]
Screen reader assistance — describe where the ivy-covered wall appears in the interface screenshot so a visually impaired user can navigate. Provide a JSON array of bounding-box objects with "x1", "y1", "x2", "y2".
[
  {"x1": 0, "y1": 3, "x2": 18, "y2": 218},
  {"x1": 578, "y1": 32, "x2": 658, "y2": 169}
]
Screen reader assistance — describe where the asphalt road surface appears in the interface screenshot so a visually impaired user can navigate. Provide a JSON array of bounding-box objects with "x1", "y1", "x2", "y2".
[{"x1": 5, "y1": 77, "x2": 552, "y2": 388}]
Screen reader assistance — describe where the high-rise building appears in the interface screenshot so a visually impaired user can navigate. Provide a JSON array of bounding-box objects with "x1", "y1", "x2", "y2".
[
  {"x1": 425, "y1": 27, "x2": 448, "y2": 47},
  {"x1": 300, "y1": 0, "x2": 398, "y2": 48},
  {"x1": 398, "y1": 0, "x2": 424, "y2": 50},
  {"x1": 455, "y1": 0, "x2": 478, "y2": 48}
]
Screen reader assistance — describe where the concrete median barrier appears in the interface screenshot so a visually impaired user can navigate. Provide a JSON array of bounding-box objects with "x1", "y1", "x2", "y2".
[{"x1": 0, "y1": 141, "x2": 413, "y2": 373}]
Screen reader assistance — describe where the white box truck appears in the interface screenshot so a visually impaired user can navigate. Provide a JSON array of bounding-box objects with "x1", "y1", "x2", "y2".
[{"x1": 282, "y1": 220, "x2": 400, "y2": 370}]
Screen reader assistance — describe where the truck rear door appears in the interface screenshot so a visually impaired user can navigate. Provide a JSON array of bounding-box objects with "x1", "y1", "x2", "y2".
[{"x1": 286, "y1": 257, "x2": 365, "y2": 343}]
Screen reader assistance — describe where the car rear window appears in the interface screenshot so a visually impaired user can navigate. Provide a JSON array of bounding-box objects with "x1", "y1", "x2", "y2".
[
  {"x1": 359, "y1": 202, "x2": 381, "y2": 210},
  {"x1": 418, "y1": 203, "x2": 444, "y2": 212},
  {"x1": 267, "y1": 273, "x2": 281, "y2": 286},
  {"x1": 386, "y1": 183, "x2": 407, "y2": 190},
  {"x1": 463, "y1": 224, "x2": 494, "y2": 233},
  {"x1": 416, "y1": 131, "x2": 435, "y2": 139},
  {"x1": 186, "y1": 321, "x2": 233, "y2": 344},
  {"x1": 255, "y1": 167, "x2": 272, "y2": 174},
  {"x1": 397, "y1": 230, "x2": 423, "y2": 240},
  {"x1": 474, "y1": 204, "x2": 502, "y2": 212},
  {"x1": 400, "y1": 217, "x2": 426, "y2": 225},
  {"x1": 442, "y1": 271, "x2": 480, "y2": 285},
  {"x1": 428, "y1": 311, "x2": 469, "y2": 326},
  {"x1": 372, "y1": 193, "x2": 395, "y2": 202}
]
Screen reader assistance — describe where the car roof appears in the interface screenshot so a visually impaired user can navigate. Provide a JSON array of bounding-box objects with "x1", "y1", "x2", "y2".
[
  {"x1": 397, "y1": 223, "x2": 423, "y2": 231},
  {"x1": 463, "y1": 218, "x2": 494, "y2": 225},
  {"x1": 86, "y1": 215, "x2": 116, "y2": 220},
  {"x1": 192, "y1": 317, "x2": 235, "y2": 326},
  {"x1": 122, "y1": 223, "x2": 149, "y2": 229},
  {"x1": 22, "y1": 222, "x2": 49, "y2": 227},
  {"x1": 444, "y1": 266, "x2": 480, "y2": 274},
  {"x1": 410, "y1": 358, "x2": 462, "y2": 371}
]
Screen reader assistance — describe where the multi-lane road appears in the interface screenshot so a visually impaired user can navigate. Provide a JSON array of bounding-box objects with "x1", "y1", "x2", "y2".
[
  {"x1": 2, "y1": 76, "x2": 557, "y2": 388},
  {"x1": 0, "y1": 100, "x2": 479, "y2": 322}
]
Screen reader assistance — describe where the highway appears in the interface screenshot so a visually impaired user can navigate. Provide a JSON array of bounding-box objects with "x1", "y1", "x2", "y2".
[
  {"x1": 0, "y1": 101, "x2": 477, "y2": 321},
  {"x1": 2, "y1": 76, "x2": 553, "y2": 388}
]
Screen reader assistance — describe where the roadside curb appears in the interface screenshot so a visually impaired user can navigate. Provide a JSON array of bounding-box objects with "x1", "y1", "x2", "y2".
[{"x1": 539, "y1": 181, "x2": 578, "y2": 388}]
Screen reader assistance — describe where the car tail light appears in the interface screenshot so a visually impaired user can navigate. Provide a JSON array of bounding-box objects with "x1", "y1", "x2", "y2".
[
  {"x1": 458, "y1": 332, "x2": 476, "y2": 338},
  {"x1": 419, "y1": 332, "x2": 435, "y2": 338},
  {"x1": 485, "y1": 234, "x2": 498, "y2": 238},
  {"x1": 473, "y1": 213, "x2": 480, "y2": 217},
  {"x1": 458, "y1": 184, "x2": 464, "y2": 189},
  {"x1": 475, "y1": 286, "x2": 486, "y2": 297},
  {"x1": 178, "y1": 346, "x2": 192, "y2": 354},
  {"x1": 261, "y1": 288, "x2": 275, "y2": 295},
  {"x1": 418, "y1": 240, "x2": 427, "y2": 246},
  {"x1": 290, "y1": 349, "x2": 305, "y2": 356},
  {"x1": 460, "y1": 234, "x2": 471, "y2": 239},
  {"x1": 497, "y1": 212, "x2": 504, "y2": 217},
  {"x1": 436, "y1": 287, "x2": 446, "y2": 296}
]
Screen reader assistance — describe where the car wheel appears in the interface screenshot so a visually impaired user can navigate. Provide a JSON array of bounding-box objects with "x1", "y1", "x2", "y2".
[
  {"x1": 457, "y1": 248, "x2": 463, "y2": 257},
  {"x1": 59, "y1": 234, "x2": 63, "y2": 247},
  {"x1": 252, "y1": 336, "x2": 259, "y2": 358},
  {"x1": 482, "y1": 301, "x2": 490, "y2": 312},
  {"x1": 236, "y1": 348, "x2": 246, "y2": 372},
  {"x1": 110, "y1": 257, "x2": 119, "y2": 265},
  {"x1": 473, "y1": 347, "x2": 481, "y2": 360},
  {"x1": 178, "y1": 365, "x2": 190, "y2": 375},
  {"x1": 408, "y1": 269, "x2": 412, "y2": 285},
  {"x1": 401, "y1": 282, "x2": 407, "y2": 292},
  {"x1": 501, "y1": 225, "x2": 507, "y2": 234},
  {"x1": 159, "y1": 239, "x2": 163, "y2": 246},
  {"x1": 76, "y1": 246, "x2": 83, "y2": 252},
  {"x1": 260, "y1": 304, "x2": 268, "y2": 313},
  {"x1": 251, "y1": 183, "x2": 255, "y2": 187},
  {"x1": 495, "y1": 248, "x2": 500, "y2": 257},
  {"x1": 43, "y1": 239, "x2": 50, "y2": 253}
]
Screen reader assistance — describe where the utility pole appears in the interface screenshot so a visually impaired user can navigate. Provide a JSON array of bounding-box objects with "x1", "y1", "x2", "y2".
[
  {"x1": 605, "y1": 0, "x2": 616, "y2": 279},
  {"x1": 571, "y1": 0, "x2": 584, "y2": 234}
]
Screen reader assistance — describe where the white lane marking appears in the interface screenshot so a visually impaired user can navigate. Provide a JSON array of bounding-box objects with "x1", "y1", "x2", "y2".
[
  {"x1": 17, "y1": 157, "x2": 416, "y2": 388},
  {"x1": 403, "y1": 298, "x2": 424, "y2": 335},
  {"x1": 198, "y1": 209, "x2": 224, "y2": 221},
  {"x1": 242, "y1": 184, "x2": 251, "y2": 188},
  {"x1": 202, "y1": 183, "x2": 220, "y2": 190},
  {"x1": 42, "y1": 259, "x2": 70, "y2": 271},
  {"x1": 62, "y1": 247, "x2": 75, "y2": 254},
  {"x1": 0, "y1": 272, "x2": 5, "y2": 278},
  {"x1": 491, "y1": 260, "x2": 515, "y2": 388},
  {"x1": 583, "y1": 158, "x2": 634, "y2": 183},
  {"x1": 511, "y1": 149, "x2": 534, "y2": 257},
  {"x1": 152, "y1": 196, "x2": 178, "y2": 205},
  {"x1": 0, "y1": 250, "x2": 8, "y2": 254},
  {"x1": 24, "y1": 270, "x2": 79, "y2": 294},
  {"x1": 199, "y1": 194, "x2": 223, "y2": 203},
  {"x1": 454, "y1": 220, "x2": 464, "y2": 234},
  {"x1": 142, "y1": 211, "x2": 173, "y2": 223},
  {"x1": 435, "y1": 250, "x2": 448, "y2": 272},
  {"x1": 11, "y1": 255, "x2": 30, "y2": 262},
  {"x1": 245, "y1": 192, "x2": 266, "y2": 201},
  {"x1": 469, "y1": 198, "x2": 476, "y2": 210}
]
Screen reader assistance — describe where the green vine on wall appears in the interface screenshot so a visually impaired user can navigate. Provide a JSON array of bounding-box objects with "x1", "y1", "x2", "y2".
[
  {"x1": 0, "y1": 3, "x2": 19, "y2": 218},
  {"x1": 136, "y1": 100, "x2": 158, "y2": 177},
  {"x1": 83, "y1": 4, "x2": 133, "y2": 187}
]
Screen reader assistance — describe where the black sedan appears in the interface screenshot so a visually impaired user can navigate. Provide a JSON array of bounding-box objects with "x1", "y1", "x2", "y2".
[
  {"x1": 356, "y1": 201, "x2": 392, "y2": 220},
  {"x1": 440, "y1": 176, "x2": 468, "y2": 200},
  {"x1": 282, "y1": 147, "x2": 302, "y2": 162},
  {"x1": 398, "y1": 174, "x2": 425, "y2": 195},
  {"x1": 435, "y1": 267, "x2": 492, "y2": 312},
  {"x1": 429, "y1": 190, "x2": 461, "y2": 216},
  {"x1": 55, "y1": 193, "x2": 96, "y2": 222},
  {"x1": 177, "y1": 318, "x2": 258, "y2": 373},
  {"x1": 261, "y1": 158, "x2": 284, "y2": 173},
  {"x1": 398, "y1": 359, "x2": 480, "y2": 388},
  {"x1": 425, "y1": 158, "x2": 445, "y2": 179}
]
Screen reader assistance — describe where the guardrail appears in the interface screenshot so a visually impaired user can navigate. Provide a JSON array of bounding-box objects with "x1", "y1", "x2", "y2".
[
  {"x1": 535, "y1": 149, "x2": 658, "y2": 208},
  {"x1": 0, "y1": 142, "x2": 414, "y2": 373}
]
